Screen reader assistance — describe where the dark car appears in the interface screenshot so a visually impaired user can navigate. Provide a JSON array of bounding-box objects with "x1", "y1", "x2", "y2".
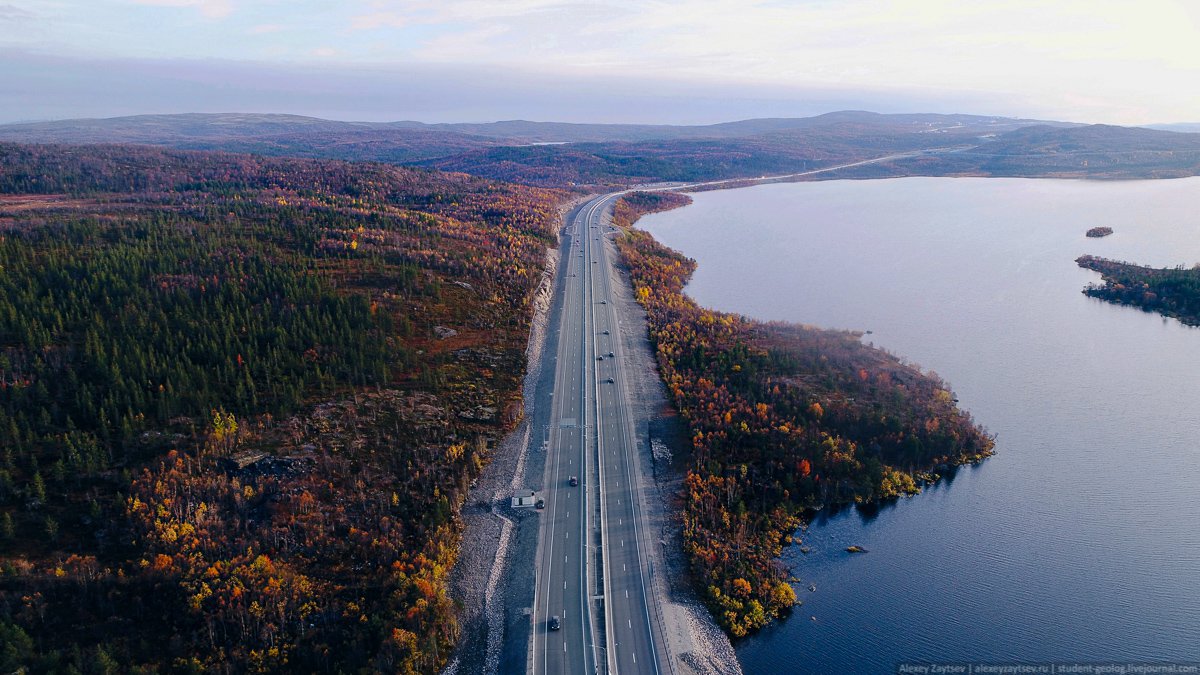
[
  {"x1": 549, "y1": 615, "x2": 561, "y2": 631},
  {"x1": 608, "y1": 351, "x2": 614, "y2": 357},
  {"x1": 569, "y1": 475, "x2": 578, "y2": 486},
  {"x1": 535, "y1": 498, "x2": 545, "y2": 509},
  {"x1": 605, "y1": 377, "x2": 615, "y2": 383}
]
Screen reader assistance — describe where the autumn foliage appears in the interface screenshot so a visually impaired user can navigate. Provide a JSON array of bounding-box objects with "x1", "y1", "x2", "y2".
[
  {"x1": 1077, "y1": 254, "x2": 1200, "y2": 326},
  {"x1": 0, "y1": 144, "x2": 566, "y2": 672},
  {"x1": 613, "y1": 192, "x2": 993, "y2": 638}
]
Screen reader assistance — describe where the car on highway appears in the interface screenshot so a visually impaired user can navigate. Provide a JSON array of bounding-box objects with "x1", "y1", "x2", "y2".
[
  {"x1": 608, "y1": 351, "x2": 614, "y2": 357},
  {"x1": 602, "y1": 330, "x2": 610, "y2": 335},
  {"x1": 549, "y1": 615, "x2": 561, "y2": 631},
  {"x1": 597, "y1": 355, "x2": 604, "y2": 361},
  {"x1": 605, "y1": 377, "x2": 615, "y2": 383},
  {"x1": 600, "y1": 300, "x2": 607, "y2": 304},
  {"x1": 569, "y1": 476, "x2": 578, "y2": 486}
]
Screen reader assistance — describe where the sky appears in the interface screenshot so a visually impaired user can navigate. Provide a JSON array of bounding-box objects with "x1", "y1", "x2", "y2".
[{"x1": 2, "y1": 0, "x2": 1199, "y2": 125}]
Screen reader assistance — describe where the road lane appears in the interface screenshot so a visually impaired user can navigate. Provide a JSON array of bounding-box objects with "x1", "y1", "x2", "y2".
[{"x1": 535, "y1": 190, "x2": 674, "y2": 675}]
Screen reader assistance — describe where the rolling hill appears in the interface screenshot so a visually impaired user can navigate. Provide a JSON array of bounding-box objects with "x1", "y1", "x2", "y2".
[{"x1": 2, "y1": 111, "x2": 1199, "y2": 186}]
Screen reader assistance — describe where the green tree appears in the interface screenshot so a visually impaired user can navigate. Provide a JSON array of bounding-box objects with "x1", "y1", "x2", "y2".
[{"x1": 30, "y1": 472, "x2": 46, "y2": 505}]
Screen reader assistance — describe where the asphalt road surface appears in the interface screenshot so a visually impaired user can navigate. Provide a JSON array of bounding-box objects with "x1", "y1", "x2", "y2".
[{"x1": 533, "y1": 193, "x2": 667, "y2": 675}]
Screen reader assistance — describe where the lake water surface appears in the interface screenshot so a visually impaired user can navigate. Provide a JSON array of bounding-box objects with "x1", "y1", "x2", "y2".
[{"x1": 637, "y1": 178, "x2": 1200, "y2": 673}]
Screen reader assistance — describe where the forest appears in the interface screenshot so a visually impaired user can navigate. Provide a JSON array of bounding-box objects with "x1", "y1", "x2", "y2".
[
  {"x1": 0, "y1": 143, "x2": 565, "y2": 672},
  {"x1": 1077, "y1": 254, "x2": 1200, "y2": 326},
  {"x1": 612, "y1": 192, "x2": 994, "y2": 638}
]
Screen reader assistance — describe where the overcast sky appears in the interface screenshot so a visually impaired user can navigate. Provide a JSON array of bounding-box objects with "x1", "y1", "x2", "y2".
[{"x1": 2, "y1": 0, "x2": 1199, "y2": 125}]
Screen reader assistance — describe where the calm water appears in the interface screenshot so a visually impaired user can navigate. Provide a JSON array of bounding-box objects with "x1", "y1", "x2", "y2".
[{"x1": 638, "y1": 178, "x2": 1200, "y2": 673}]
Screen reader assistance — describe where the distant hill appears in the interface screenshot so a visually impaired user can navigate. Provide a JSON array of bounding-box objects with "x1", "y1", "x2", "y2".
[
  {"x1": 1145, "y1": 122, "x2": 1200, "y2": 134},
  {"x1": 0, "y1": 110, "x2": 1056, "y2": 145},
  {"x1": 0, "y1": 112, "x2": 502, "y2": 163},
  {"x1": 854, "y1": 124, "x2": 1200, "y2": 180},
  {"x1": 392, "y1": 110, "x2": 1061, "y2": 143},
  {"x1": 2, "y1": 111, "x2": 1198, "y2": 186}
]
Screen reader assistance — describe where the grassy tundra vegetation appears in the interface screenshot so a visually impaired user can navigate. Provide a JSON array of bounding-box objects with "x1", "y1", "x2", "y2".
[
  {"x1": 0, "y1": 143, "x2": 564, "y2": 673},
  {"x1": 612, "y1": 191, "x2": 994, "y2": 638},
  {"x1": 1077, "y1": 255, "x2": 1200, "y2": 326}
]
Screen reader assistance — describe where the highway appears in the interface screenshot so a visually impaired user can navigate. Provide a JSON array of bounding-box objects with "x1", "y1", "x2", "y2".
[{"x1": 533, "y1": 192, "x2": 667, "y2": 674}]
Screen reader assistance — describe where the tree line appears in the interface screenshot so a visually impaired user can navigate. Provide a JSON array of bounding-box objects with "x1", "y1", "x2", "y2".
[{"x1": 1077, "y1": 254, "x2": 1200, "y2": 326}]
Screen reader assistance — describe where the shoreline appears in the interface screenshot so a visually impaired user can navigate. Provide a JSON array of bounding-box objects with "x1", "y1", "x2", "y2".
[{"x1": 612, "y1": 187, "x2": 993, "y2": 640}]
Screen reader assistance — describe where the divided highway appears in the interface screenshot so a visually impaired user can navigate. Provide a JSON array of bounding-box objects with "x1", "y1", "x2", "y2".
[{"x1": 532, "y1": 193, "x2": 667, "y2": 674}]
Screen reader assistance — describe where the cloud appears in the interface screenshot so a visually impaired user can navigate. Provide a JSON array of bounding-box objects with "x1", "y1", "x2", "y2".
[
  {"x1": 5, "y1": 0, "x2": 1200, "y2": 124},
  {"x1": 0, "y1": 4, "x2": 34, "y2": 21},
  {"x1": 129, "y1": 0, "x2": 233, "y2": 19},
  {"x1": 1, "y1": 49, "x2": 1007, "y2": 125},
  {"x1": 349, "y1": 11, "x2": 408, "y2": 31}
]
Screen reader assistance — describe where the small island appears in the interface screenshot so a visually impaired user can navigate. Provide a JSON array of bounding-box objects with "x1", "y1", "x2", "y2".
[{"x1": 1086, "y1": 226, "x2": 1114, "y2": 238}]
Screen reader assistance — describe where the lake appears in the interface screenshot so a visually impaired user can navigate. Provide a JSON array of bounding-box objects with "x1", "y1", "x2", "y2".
[{"x1": 636, "y1": 177, "x2": 1200, "y2": 673}]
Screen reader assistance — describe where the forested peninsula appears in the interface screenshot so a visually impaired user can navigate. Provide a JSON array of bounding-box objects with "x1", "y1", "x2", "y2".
[
  {"x1": 613, "y1": 192, "x2": 994, "y2": 638},
  {"x1": 1076, "y1": 255, "x2": 1200, "y2": 326},
  {"x1": 0, "y1": 143, "x2": 565, "y2": 672}
]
